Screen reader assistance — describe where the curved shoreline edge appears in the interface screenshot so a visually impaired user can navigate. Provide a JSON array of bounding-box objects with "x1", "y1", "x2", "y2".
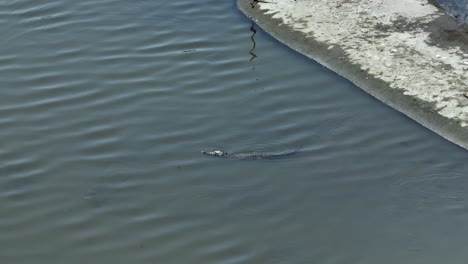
[{"x1": 237, "y1": 0, "x2": 468, "y2": 150}]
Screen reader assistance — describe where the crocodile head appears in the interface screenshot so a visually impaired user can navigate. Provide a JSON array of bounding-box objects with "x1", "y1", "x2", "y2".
[{"x1": 202, "y1": 150, "x2": 228, "y2": 157}]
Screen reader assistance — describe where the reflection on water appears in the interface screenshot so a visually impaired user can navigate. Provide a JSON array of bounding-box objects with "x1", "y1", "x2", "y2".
[
  {"x1": 1, "y1": 0, "x2": 468, "y2": 263},
  {"x1": 249, "y1": 22, "x2": 257, "y2": 62}
]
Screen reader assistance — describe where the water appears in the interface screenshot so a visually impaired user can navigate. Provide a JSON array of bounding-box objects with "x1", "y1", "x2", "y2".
[
  {"x1": 434, "y1": 0, "x2": 468, "y2": 24},
  {"x1": 1, "y1": 0, "x2": 468, "y2": 263}
]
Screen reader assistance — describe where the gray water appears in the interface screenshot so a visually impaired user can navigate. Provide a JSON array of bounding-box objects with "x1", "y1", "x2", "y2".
[
  {"x1": 435, "y1": 0, "x2": 468, "y2": 24},
  {"x1": 2, "y1": 0, "x2": 468, "y2": 263}
]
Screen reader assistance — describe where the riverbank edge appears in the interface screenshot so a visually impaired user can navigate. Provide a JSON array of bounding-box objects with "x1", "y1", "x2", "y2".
[{"x1": 237, "y1": 0, "x2": 468, "y2": 150}]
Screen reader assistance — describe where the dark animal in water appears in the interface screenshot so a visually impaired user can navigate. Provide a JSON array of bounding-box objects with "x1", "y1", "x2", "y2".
[{"x1": 201, "y1": 149, "x2": 299, "y2": 160}]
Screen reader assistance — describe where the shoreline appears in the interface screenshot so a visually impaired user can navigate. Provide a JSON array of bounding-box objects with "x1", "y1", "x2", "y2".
[{"x1": 237, "y1": 0, "x2": 468, "y2": 150}]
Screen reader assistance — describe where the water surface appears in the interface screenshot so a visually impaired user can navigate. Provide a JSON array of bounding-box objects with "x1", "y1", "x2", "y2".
[
  {"x1": 435, "y1": 0, "x2": 468, "y2": 23},
  {"x1": 1, "y1": 0, "x2": 468, "y2": 263}
]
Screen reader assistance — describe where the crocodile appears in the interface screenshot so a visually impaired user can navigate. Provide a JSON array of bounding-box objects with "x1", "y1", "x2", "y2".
[{"x1": 202, "y1": 149, "x2": 299, "y2": 160}]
